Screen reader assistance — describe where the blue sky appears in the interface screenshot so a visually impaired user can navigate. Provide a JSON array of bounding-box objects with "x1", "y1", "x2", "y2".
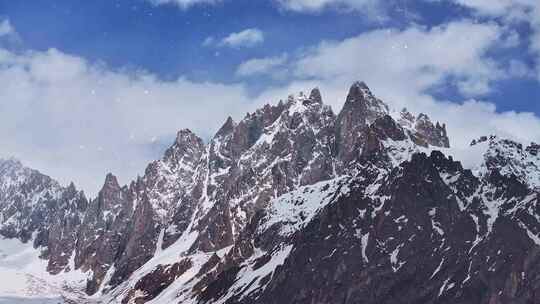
[
  {"x1": 3, "y1": 0, "x2": 397, "y2": 85},
  {"x1": 3, "y1": 0, "x2": 537, "y2": 105},
  {"x1": 0, "y1": 0, "x2": 539, "y2": 194}
]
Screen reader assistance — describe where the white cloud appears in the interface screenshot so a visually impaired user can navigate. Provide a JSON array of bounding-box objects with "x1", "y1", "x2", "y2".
[
  {"x1": 276, "y1": 0, "x2": 383, "y2": 14},
  {"x1": 450, "y1": 0, "x2": 536, "y2": 19},
  {"x1": 147, "y1": 0, "x2": 385, "y2": 16},
  {"x1": 147, "y1": 0, "x2": 222, "y2": 9},
  {"x1": 0, "y1": 48, "x2": 252, "y2": 195},
  {"x1": 508, "y1": 59, "x2": 533, "y2": 78},
  {"x1": 0, "y1": 19, "x2": 15, "y2": 37},
  {"x1": 220, "y1": 28, "x2": 264, "y2": 48},
  {"x1": 445, "y1": 0, "x2": 540, "y2": 80},
  {"x1": 526, "y1": 9, "x2": 540, "y2": 80},
  {"x1": 294, "y1": 21, "x2": 505, "y2": 97},
  {"x1": 203, "y1": 28, "x2": 265, "y2": 48},
  {"x1": 533, "y1": 31, "x2": 540, "y2": 79},
  {"x1": 236, "y1": 54, "x2": 288, "y2": 77},
  {"x1": 202, "y1": 36, "x2": 215, "y2": 47}
]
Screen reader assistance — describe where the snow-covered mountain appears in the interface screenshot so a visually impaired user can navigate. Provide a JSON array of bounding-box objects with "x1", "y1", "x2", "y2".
[{"x1": 1, "y1": 82, "x2": 540, "y2": 304}]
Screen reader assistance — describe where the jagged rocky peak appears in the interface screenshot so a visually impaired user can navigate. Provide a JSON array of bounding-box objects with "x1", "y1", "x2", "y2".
[
  {"x1": 468, "y1": 135, "x2": 540, "y2": 190},
  {"x1": 162, "y1": 128, "x2": 205, "y2": 166},
  {"x1": 66, "y1": 181, "x2": 78, "y2": 193},
  {"x1": 393, "y1": 108, "x2": 450, "y2": 149},
  {"x1": 308, "y1": 87, "x2": 323, "y2": 105},
  {"x1": 526, "y1": 142, "x2": 540, "y2": 156},
  {"x1": 335, "y1": 82, "x2": 390, "y2": 164},
  {"x1": 95, "y1": 172, "x2": 131, "y2": 216},
  {"x1": 216, "y1": 100, "x2": 287, "y2": 157},
  {"x1": 103, "y1": 172, "x2": 120, "y2": 190},
  {"x1": 343, "y1": 81, "x2": 389, "y2": 122},
  {"x1": 75, "y1": 173, "x2": 134, "y2": 294},
  {"x1": 412, "y1": 113, "x2": 449, "y2": 148},
  {"x1": 215, "y1": 116, "x2": 236, "y2": 137},
  {"x1": 175, "y1": 128, "x2": 202, "y2": 145},
  {"x1": 470, "y1": 135, "x2": 491, "y2": 146},
  {"x1": 280, "y1": 89, "x2": 335, "y2": 132},
  {"x1": 470, "y1": 134, "x2": 537, "y2": 155},
  {"x1": 398, "y1": 107, "x2": 415, "y2": 126},
  {"x1": 159, "y1": 128, "x2": 205, "y2": 169},
  {"x1": 139, "y1": 128, "x2": 205, "y2": 229},
  {"x1": 283, "y1": 87, "x2": 325, "y2": 109},
  {"x1": 0, "y1": 157, "x2": 63, "y2": 210},
  {"x1": 0, "y1": 157, "x2": 88, "y2": 276},
  {"x1": 232, "y1": 87, "x2": 329, "y2": 149},
  {"x1": 0, "y1": 156, "x2": 23, "y2": 170},
  {"x1": 367, "y1": 114, "x2": 407, "y2": 143},
  {"x1": 0, "y1": 157, "x2": 41, "y2": 189}
]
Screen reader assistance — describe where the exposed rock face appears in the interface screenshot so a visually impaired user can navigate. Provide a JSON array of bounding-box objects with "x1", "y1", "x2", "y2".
[
  {"x1": 186, "y1": 147, "x2": 540, "y2": 304},
  {"x1": 478, "y1": 136, "x2": 540, "y2": 190},
  {"x1": 45, "y1": 182, "x2": 88, "y2": 274},
  {"x1": 122, "y1": 258, "x2": 193, "y2": 304},
  {"x1": 5, "y1": 81, "x2": 540, "y2": 304},
  {"x1": 110, "y1": 193, "x2": 160, "y2": 288},
  {"x1": 399, "y1": 109, "x2": 450, "y2": 148},
  {"x1": 335, "y1": 81, "x2": 389, "y2": 166},
  {"x1": 143, "y1": 129, "x2": 205, "y2": 225},
  {"x1": 0, "y1": 158, "x2": 88, "y2": 274},
  {"x1": 75, "y1": 173, "x2": 133, "y2": 294}
]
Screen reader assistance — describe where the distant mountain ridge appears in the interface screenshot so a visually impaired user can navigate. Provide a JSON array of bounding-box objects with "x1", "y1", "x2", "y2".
[{"x1": 2, "y1": 82, "x2": 540, "y2": 304}]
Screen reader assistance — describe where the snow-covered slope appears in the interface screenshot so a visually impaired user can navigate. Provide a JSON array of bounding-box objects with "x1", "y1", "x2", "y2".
[{"x1": 0, "y1": 236, "x2": 90, "y2": 303}]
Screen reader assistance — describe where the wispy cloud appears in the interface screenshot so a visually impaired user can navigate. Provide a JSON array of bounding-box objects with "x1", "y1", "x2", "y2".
[
  {"x1": 0, "y1": 19, "x2": 15, "y2": 37},
  {"x1": 445, "y1": 0, "x2": 540, "y2": 80},
  {"x1": 291, "y1": 21, "x2": 508, "y2": 98},
  {"x1": 236, "y1": 54, "x2": 288, "y2": 77},
  {"x1": 205, "y1": 28, "x2": 265, "y2": 48},
  {"x1": 147, "y1": 0, "x2": 385, "y2": 15},
  {"x1": 146, "y1": 0, "x2": 222, "y2": 9},
  {"x1": 275, "y1": 0, "x2": 386, "y2": 17}
]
